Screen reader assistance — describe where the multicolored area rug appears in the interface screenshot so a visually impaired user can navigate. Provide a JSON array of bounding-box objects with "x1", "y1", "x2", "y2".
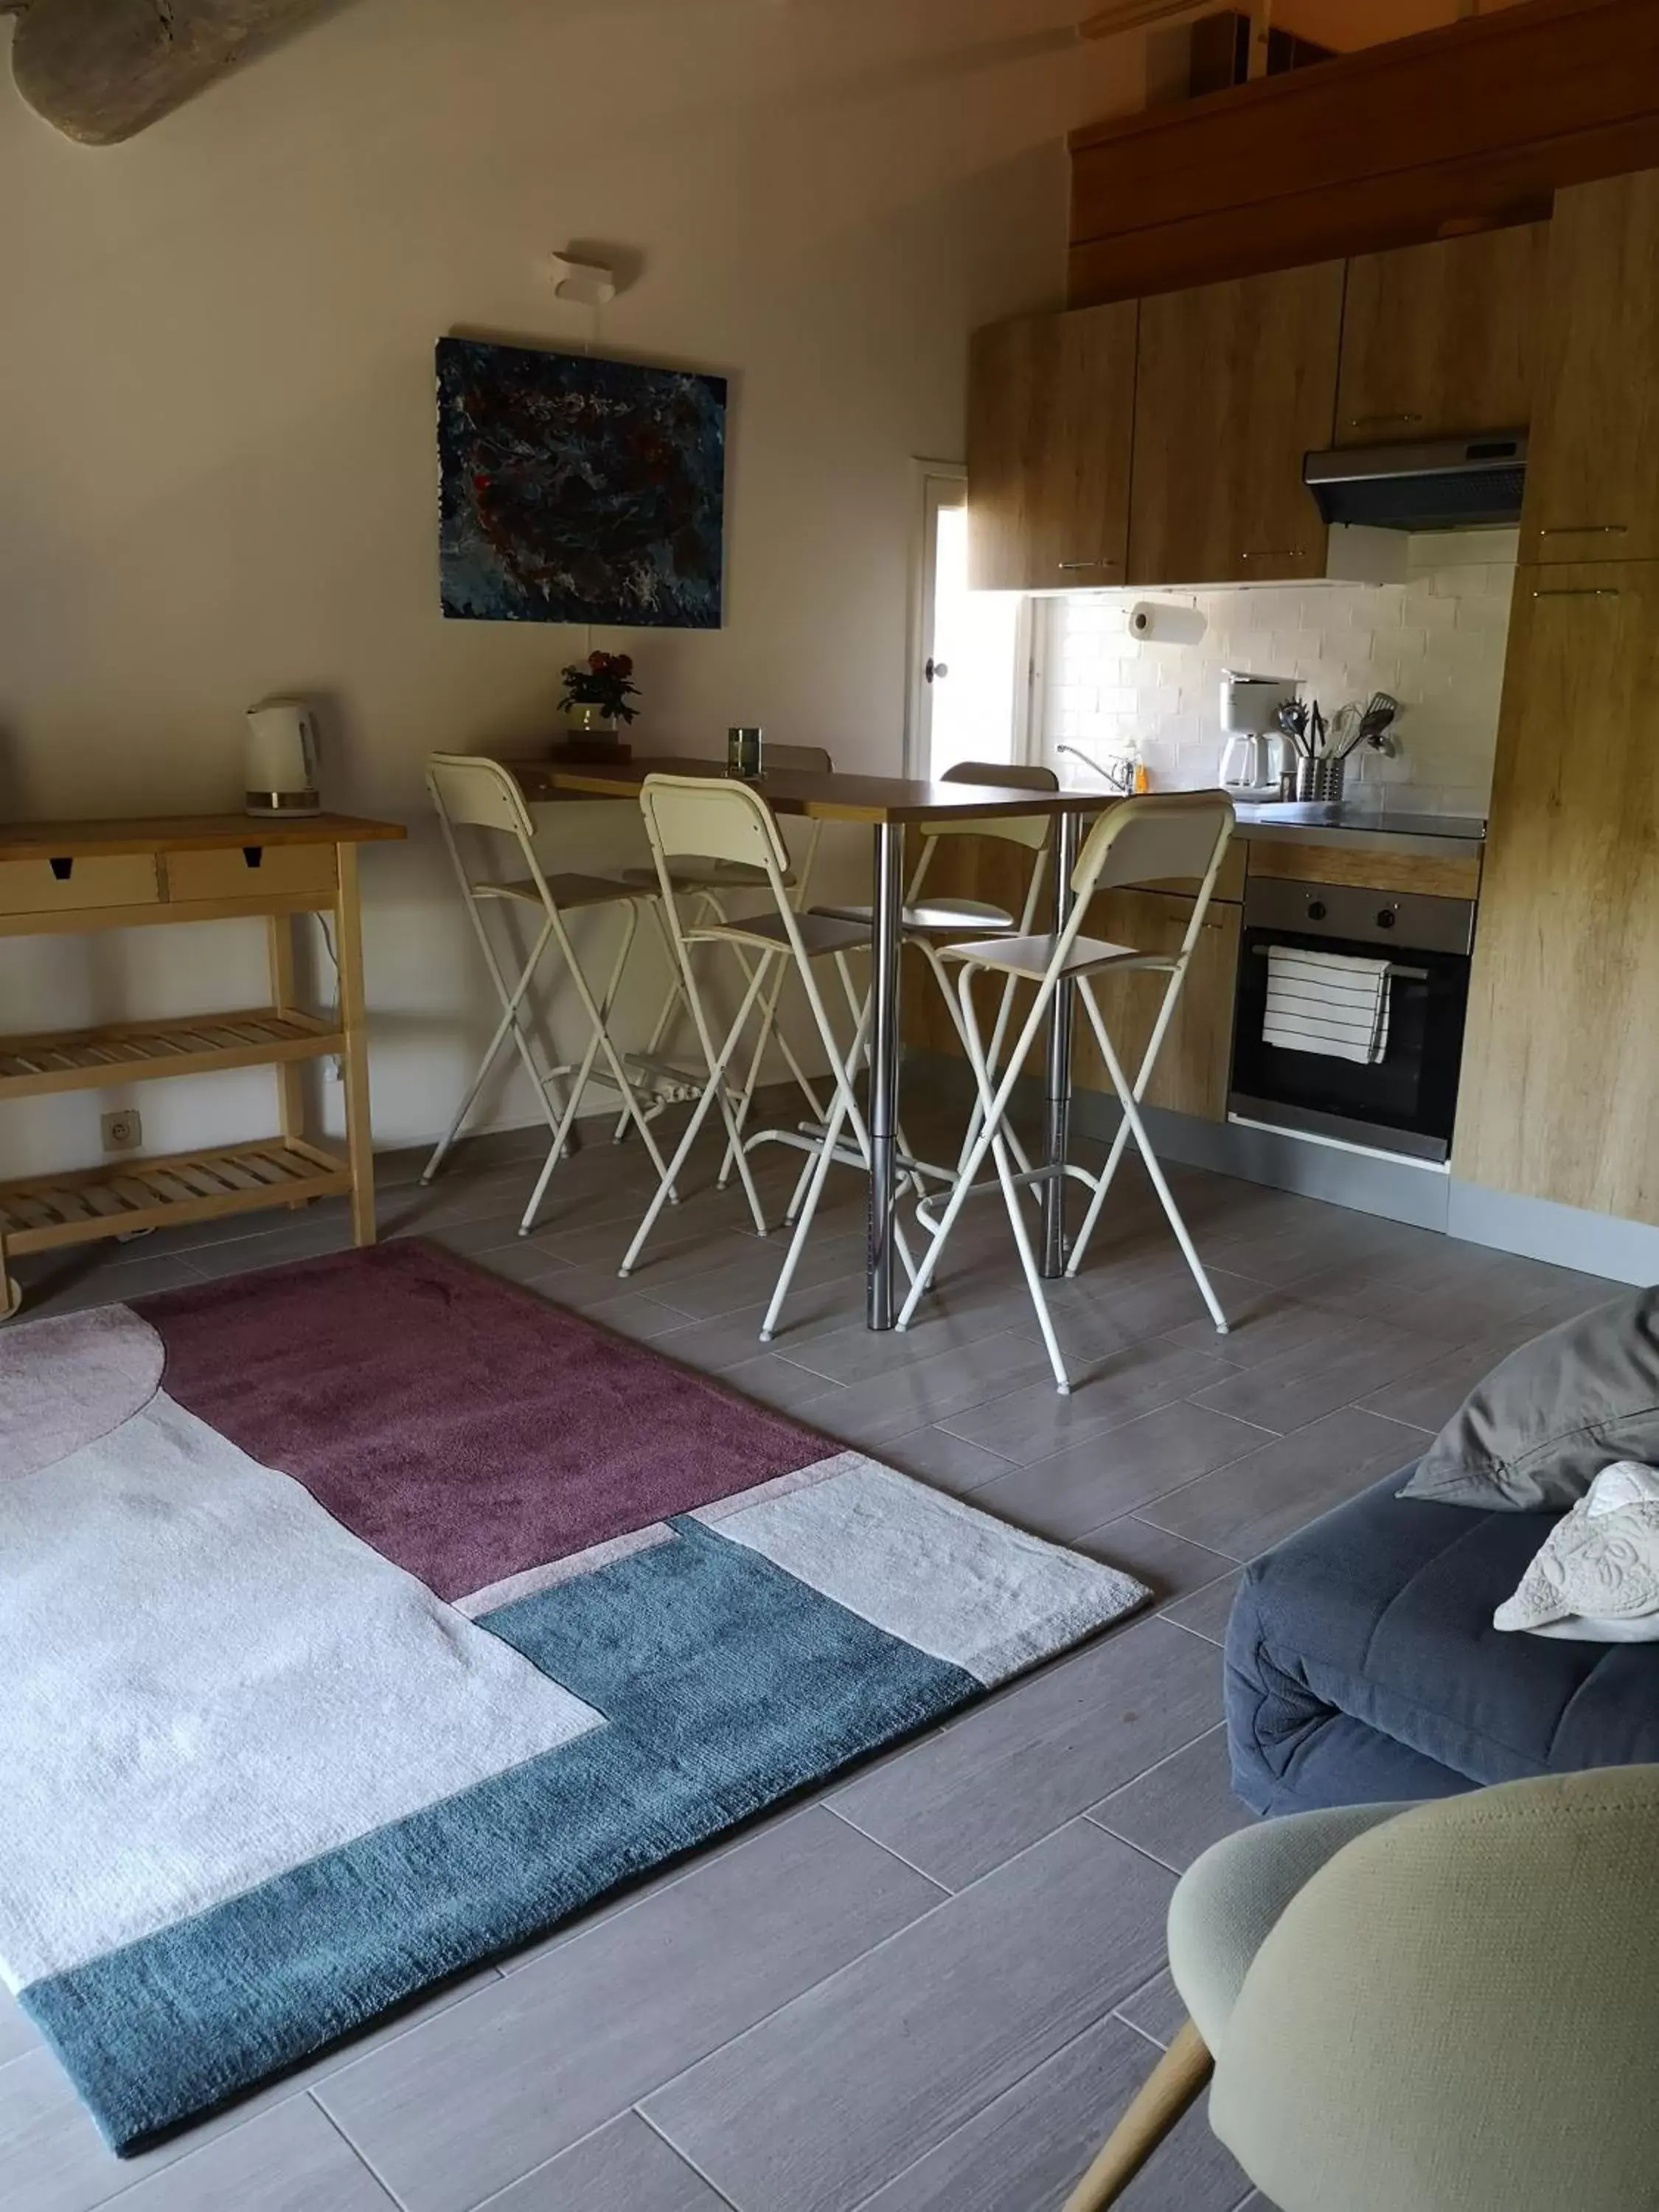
[{"x1": 0, "y1": 1241, "x2": 1147, "y2": 2154}]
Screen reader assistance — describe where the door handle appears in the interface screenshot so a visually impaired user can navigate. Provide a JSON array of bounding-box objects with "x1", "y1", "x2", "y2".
[
  {"x1": 1240, "y1": 548, "x2": 1305, "y2": 561},
  {"x1": 925, "y1": 658, "x2": 948, "y2": 682},
  {"x1": 1055, "y1": 558, "x2": 1121, "y2": 571},
  {"x1": 1346, "y1": 412, "x2": 1422, "y2": 428},
  {"x1": 1537, "y1": 524, "x2": 1629, "y2": 536},
  {"x1": 1531, "y1": 587, "x2": 1621, "y2": 599}
]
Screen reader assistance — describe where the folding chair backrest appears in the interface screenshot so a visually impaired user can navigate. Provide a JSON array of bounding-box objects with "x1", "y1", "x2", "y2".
[
  {"x1": 427, "y1": 753, "x2": 538, "y2": 852},
  {"x1": 639, "y1": 773, "x2": 792, "y2": 888},
  {"x1": 927, "y1": 759, "x2": 1060, "y2": 853},
  {"x1": 1075, "y1": 791, "x2": 1234, "y2": 900}
]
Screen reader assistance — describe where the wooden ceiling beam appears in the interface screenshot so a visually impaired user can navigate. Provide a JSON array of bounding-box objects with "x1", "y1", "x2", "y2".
[{"x1": 7, "y1": 0, "x2": 355, "y2": 145}]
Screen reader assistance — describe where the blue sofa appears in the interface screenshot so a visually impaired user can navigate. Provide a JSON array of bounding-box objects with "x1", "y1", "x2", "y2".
[{"x1": 1225, "y1": 1467, "x2": 1659, "y2": 1816}]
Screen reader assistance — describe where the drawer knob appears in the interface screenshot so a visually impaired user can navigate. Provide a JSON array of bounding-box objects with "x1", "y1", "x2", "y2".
[
  {"x1": 49, "y1": 858, "x2": 73, "y2": 883},
  {"x1": 241, "y1": 846, "x2": 265, "y2": 869}
]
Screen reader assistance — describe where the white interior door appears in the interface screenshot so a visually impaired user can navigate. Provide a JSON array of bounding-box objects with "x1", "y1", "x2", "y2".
[{"x1": 906, "y1": 469, "x2": 1026, "y2": 782}]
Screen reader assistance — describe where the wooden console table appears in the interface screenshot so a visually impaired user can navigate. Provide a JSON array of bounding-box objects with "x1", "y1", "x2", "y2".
[{"x1": 0, "y1": 813, "x2": 405, "y2": 1319}]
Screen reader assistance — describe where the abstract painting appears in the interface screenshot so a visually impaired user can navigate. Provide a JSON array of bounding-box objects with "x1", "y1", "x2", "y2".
[{"x1": 437, "y1": 336, "x2": 726, "y2": 628}]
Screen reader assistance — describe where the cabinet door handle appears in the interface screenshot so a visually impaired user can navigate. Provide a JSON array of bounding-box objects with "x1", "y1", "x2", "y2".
[
  {"x1": 1056, "y1": 558, "x2": 1121, "y2": 571},
  {"x1": 1346, "y1": 412, "x2": 1422, "y2": 428},
  {"x1": 1240, "y1": 548, "x2": 1305, "y2": 561},
  {"x1": 1537, "y1": 524, "x2": 1629, "y2": 536},
  {"x1": 1531, "y1": 586, "x2": 1621, "y2": 599}
]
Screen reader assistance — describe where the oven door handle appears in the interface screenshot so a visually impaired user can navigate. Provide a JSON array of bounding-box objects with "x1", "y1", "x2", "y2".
[{"x1": 1248, "y1": 945, "x2": 1429, "y2": 982}]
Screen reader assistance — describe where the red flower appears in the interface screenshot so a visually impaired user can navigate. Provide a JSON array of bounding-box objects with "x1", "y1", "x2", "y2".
[{"x1": 589, "y1": 650, "x2": 608, "y2": 672}]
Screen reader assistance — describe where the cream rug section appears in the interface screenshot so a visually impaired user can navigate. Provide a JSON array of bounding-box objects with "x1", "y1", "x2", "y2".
[
  {"x1": 0, "y1": 1391, "x2": 602, "y2": 1992},
  {"x1": 0, "y1": 1305, "x2": 164, "y2": 1481},
  {"x1": 695, "y1": 1451, "x2": 1150, "y2": 1684}
]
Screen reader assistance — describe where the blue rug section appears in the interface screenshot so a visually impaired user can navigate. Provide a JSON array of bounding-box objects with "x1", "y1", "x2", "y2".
[{"x1": 22, "y1": 1522, "x2": 976, "y2": 2153}]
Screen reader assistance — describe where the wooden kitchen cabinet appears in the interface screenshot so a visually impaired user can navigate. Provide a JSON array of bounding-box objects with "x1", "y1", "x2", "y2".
[
  {"x1": 1335, "y1": 223, "x2": 1548, "y2": 445},
  {"x1": 1128, "y1": 260, "x2": 1343, "y2": 586},
  {"x1": 1455, "y1": 562, "x2": 1659, "y2": 1223},
  {"x1": 965, "y1": 302, "x2": 1138, "y2": 591},
  {"x1": 1521, "y1": 170, "x2": 1659, "y2": 564},
  {"x1": 1074, "y1": 889, "x2": 1241, "y2": 1121}
]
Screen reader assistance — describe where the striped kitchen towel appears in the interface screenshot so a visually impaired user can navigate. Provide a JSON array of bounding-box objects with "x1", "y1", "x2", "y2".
[{"x1": 1262, "y1": 944, "x2": 1392, "y2": 1065}]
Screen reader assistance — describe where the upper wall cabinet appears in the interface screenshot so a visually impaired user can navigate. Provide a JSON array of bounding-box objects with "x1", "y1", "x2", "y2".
[
  {"x1": 1335, "y1": 223, "x2": 1548, "y2": 445},
  {"x1": 1522, "y1": 170, "x2": 1659, "y2": 563},
  {"x1": 1127, "y1": 261, "x2": 1343, "y2": 587},
  {"x1": 965, "y1": 302, "x2": 1138, "y2": 592}
]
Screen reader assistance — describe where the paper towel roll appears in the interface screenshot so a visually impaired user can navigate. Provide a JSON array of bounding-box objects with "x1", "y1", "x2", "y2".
[{"x1": 1127, "y1": 601, "x2": 1207, "y2": 645}]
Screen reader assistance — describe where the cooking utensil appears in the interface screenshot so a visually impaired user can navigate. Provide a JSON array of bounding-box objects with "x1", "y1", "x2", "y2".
[{"x1": 1276, "y1": 699, "x2": 1312, "y2": 757}]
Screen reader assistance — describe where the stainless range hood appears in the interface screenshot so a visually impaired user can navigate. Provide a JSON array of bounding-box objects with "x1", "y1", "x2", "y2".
[{"x1": 1303, "y1": 432, "x2": 1527, "y2": 531}]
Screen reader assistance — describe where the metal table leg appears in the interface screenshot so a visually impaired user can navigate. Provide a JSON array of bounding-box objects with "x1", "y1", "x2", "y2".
[
  {"x1": 866, "y1": 821, "x2": 905, "y2": 1329},
  {"x1": 1040, "y1": 809, "x2": 1081, "y2": 1278}
]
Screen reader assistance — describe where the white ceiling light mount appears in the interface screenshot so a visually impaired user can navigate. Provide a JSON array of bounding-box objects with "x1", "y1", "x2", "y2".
[{"x1": 550, "y1": 252, "x2": 619, "y2": 308}]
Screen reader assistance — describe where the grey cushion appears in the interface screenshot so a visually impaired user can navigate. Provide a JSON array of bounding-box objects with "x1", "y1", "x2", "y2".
[{"x1": 1401, "y1": 1288, "x2": 1659, "y2": 1510}]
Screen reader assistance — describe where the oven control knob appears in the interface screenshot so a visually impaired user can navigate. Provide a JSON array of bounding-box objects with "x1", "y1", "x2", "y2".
[
  {"x1": 1376, "y1": 908, "x2": 1397, "y2": 929},
  {"x1": 1305, "y1": 898, "x2": 1327, "y2": 921}
]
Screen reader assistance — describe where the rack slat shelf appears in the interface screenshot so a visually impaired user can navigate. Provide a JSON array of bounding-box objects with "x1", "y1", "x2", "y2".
[
  {"x1": 0, "y1": 813, "x2": 403, "y2": 1319},
  {"x1": 0, "y1": 1138, "x2": 353, "y2": 1255},
  {"x1": 0, "y1": 1008, "x2": 344, "y2": 1100}
]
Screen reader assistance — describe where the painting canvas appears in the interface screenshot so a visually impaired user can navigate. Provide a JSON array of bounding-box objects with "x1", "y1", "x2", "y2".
[{"x1": 436, "y1": 336, "x2": 726, "y2": 628}]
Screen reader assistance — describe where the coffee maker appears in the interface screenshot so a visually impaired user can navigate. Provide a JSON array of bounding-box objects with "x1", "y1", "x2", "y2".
[{"x1": 1217, "y1": 672, "x2": 1297, "y2": 798}]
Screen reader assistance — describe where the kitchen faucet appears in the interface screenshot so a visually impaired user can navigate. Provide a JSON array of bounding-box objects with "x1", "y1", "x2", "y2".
[{"x1": 1055, "y1": 743, "x2": 1135, "y2": 795}]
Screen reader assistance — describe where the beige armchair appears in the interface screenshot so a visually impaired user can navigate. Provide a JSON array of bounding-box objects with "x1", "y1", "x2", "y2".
[{"x1": 1067, "y1": 1765, "x2": 1659, "y2": 2212}]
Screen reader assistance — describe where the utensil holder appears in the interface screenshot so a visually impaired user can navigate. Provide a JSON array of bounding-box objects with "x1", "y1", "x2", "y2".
[{"x1": 1294, "y1": 758, "x2": 1345, "y2": 804}]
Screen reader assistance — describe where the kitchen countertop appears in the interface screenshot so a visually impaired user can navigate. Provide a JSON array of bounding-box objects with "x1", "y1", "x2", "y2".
[{"x1": 1228, "y1": 801, "x2": 1486, "y2": 861}]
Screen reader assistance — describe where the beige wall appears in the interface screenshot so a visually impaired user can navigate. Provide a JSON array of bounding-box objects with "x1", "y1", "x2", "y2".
[{"x1": 0, "y1": 0, "x2": 1129, "y2": 1175}]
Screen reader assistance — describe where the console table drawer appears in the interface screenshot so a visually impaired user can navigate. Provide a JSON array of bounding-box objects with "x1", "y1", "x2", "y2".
[
  {"x1": 0, "y1": 853, "x2": 161, "y2": 917},
  {"x1": 164, "y1": 843, "x2": 337, "y2": 904}
]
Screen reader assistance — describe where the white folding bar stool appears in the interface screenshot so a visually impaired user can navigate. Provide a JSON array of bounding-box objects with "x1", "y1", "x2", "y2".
[
  {"x1": 423, "y1": 752, "x2": 675, "y2": 1234},
  {"x1": 617, "y1": 742, "x2": 835, "y2": 1161},
  {"x1": 811, "y1": 759, "x2": 1060, "y2": 1202},
  {"x1": 619, "y1": 773, "x2": 901, "y2": 1336},
  {"x1": 895, "y1": 792, "x2": 1237, "y2": 1393}
]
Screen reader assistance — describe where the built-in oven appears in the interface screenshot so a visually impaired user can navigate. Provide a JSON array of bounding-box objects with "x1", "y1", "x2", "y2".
[{"x1": 1228, "y1": 874, "x2": 1475, "y2": 1162}]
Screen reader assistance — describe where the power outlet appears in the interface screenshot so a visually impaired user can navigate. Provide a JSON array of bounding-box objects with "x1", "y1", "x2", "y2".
[{"x1": 101, "y1": 1109, "x2": 142, "y2": 1154}]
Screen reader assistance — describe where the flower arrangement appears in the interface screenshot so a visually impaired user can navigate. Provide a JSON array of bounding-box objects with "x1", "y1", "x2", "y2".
[{"x1": 558, "y1": 650, "x2": 640, "y2": 727}]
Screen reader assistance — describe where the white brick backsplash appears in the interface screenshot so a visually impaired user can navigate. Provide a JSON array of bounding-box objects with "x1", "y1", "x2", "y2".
[{"x1": 1037, "y1": 535, "x2": 1512, "y2": 810}]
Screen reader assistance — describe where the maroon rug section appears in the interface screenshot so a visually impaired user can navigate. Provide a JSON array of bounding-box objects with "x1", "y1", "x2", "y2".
[{"x1": 134, "y1": 1242, "x2": 825, "y2": 1602}]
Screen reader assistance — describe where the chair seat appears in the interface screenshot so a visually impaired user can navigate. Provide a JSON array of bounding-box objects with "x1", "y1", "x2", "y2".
[
  {"x1": 813, "y1": 897, "x2": 1015, "y2": 936},
  {"x1": 942, "y1": 930, "x2": 1178, "y2": 981},
  {"x1": 476, "y1": 872, "x2": 640, "y2": 911},
  {"x1": 621, "y1": 859, "x2": 801, "y2": 895},
  {"x1": 685, "y1": 910, "x2": 870, "y2": 959}
]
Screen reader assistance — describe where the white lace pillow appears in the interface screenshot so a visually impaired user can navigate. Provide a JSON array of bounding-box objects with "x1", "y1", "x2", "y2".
[{"x1": 1495, "y1": 1461, "x2": 1659, "y2": 1643}]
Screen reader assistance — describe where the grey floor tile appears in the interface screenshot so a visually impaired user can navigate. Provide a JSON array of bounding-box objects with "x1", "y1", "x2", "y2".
[
  {"x1": 479, "y1": 2113, "x2": 731, "y2": 2211},
  {"x1": 798, "y1": 1332, "x2": 1054, "y2": 1453},
  {"x1": 1082, "y1": 1517, "x2": 1242, "y2": 1606},
  {"x1": 850, "y1": 2008, "x2": 1249, "y2": 2212},
  {"x1": 1138, "y1": 1406, "x2": 1425, "y2": 1562},
  {"x1": 1162, "y1": 1568, "x2": 1245, "y2": 1646},
  {"x1": 830, "y1": 1618, "x2": 1222, "y2": 1891},
  {"x1": 710, "y1": 1353, "x2": 854, "y2": 1419},
  {"x1": 97, "y1": 2097, "x2": 396, "y2": 2211},
  {"x1": 967, "y1": 1402, "x2": 1271, "y2": 1540},
  {"x1": 1284, "y1": 1241, "x2": 1607, "y2": 1346},
  {"x1": 566, "y1": 1290, "x2": 700, "y2": 1343},
  {"x1": 12, "y1": 1248, "x2": 206, "y2": 1318},
  {"x1": 1352, "y1": 1326, "x2": 1523, "y2": 1434},
  {"x1": 938, "y1": 1340, "x2": 1239, "y2": 1467},
  {"x1": 0, "y1": 1991, "x2": 40, "y2": 2067},
  {"x1": 1201, "y1": 1206, "x2": 1433, "y2": 1292},
  {"x1": 1089, "y1": 1728, "x2": 1253, "y2": 1873},
  {"x1": 642, "y1": 1821, "x2": 1174, "y2": 2212},
  {"x1": 1187, "y1": 1311, "x2": 1448, "y2": 1436},
  {"x1": 879, "y1": 1425, "x2": 1025, "y2": 1495},
  {"x1": 1113, "y1": 1968, "x2": 1189, "y2": 2050},
  {"x1": 316, "y1": 1809, "x2": 942, "y2": 2212},
  {"x1": 1015, "y1": 1267, "x2": 1261, "y2": 1370}
]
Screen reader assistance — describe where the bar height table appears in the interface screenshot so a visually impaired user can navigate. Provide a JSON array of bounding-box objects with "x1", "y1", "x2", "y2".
[{"x1": 504, "y1": 756, "x2": 1103, "y2": 1329}]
